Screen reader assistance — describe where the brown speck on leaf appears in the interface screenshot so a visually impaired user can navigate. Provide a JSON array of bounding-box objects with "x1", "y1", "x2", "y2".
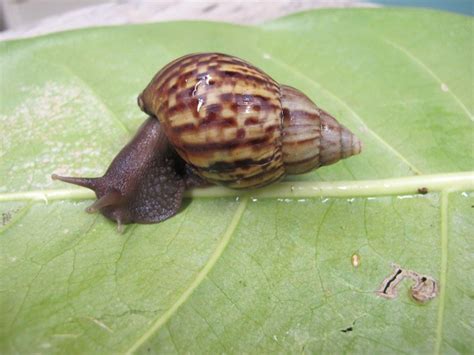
[
  {"x1": 2, "y1": 212, "x2": 12, "y2": 226},
  {"x1": 2, "y1": 209, "x2": 21, "y2": 226},
  {"x1": 417, "y1": 187, "x2": 429, "y2": 194}
]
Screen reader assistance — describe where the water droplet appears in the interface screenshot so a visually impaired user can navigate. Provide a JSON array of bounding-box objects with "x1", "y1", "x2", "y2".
[
  {"x1": 397, "y1": 195, "x2": 415, "y2": 200},
  {"x1": 192, "y1": 80, "x2": 202, "y2": 96},
  {"x1": 196, "y1": 97, "x2": 204, "y2": 113}
]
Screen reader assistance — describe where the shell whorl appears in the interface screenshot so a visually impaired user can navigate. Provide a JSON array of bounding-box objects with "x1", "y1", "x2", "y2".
[
  {"x1": 281, "y1": 85, "x2": 362, "y2": 174},
  {"x1": 138, "y1": 53, "x2": 362, "y2": 189}
]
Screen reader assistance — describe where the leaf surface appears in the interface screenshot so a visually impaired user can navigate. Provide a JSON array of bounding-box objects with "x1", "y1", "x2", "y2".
[{"x1": 0, "y1": 8, "x2": 473, "y2": 354}]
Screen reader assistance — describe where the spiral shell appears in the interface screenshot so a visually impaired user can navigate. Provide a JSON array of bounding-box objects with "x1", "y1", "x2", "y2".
[{"x1": 139, "y1": 53, "x2": 361, "y2": 189}]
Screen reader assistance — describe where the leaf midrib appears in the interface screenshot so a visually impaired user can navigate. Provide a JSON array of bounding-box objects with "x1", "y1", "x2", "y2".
[{"x1": 0, "y1": 172, "x2": 472, "y2": 203}]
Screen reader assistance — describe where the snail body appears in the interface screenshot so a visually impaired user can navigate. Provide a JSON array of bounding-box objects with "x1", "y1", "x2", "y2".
[{"x1": 53, "y1": 53, "x2": 362, "y2": 229}]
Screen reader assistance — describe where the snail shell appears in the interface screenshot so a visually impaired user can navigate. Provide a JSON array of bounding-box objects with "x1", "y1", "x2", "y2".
[
  {"x1": 138, "y1": 53, "x2": 361, "y2": 189},
  {"x1": 53, "y1": 53, "x2": 362, "y2": 229}
]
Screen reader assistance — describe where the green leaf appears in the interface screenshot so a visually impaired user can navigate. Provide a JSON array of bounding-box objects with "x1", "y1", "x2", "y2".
[{"x1": 1, "y1": 8, "x2": 473, "y2": 354}]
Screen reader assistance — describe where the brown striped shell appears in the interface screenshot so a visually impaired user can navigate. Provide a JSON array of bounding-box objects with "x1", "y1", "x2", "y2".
[{"x1": 138, "y1": 53, "x2": 361, "y2": 189}]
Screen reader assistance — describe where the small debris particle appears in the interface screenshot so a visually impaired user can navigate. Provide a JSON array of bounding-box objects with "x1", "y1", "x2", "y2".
[
  {"x1": 2, "y1": 208, "x2": 22, "y2": 226},
  {"x1": 87, "y1": 317, "x2": 113, "y2": 333},
  {"x1": 238, "y1": 280, "x2": 247, "y2": 287},
  {"x1": 351, "y1": 253, "x2": 361, "y2": 268},
  {"x1": 417, "y1": 187, "x2": 429, "y2": 195},
  {"x1": 2, "y1": 212, "x2": 12, "y2": 226},
  {"x1": 341, "y1": 320, "x2": 356, "y2": 333},
  {"x1": 441, "y1": 83, "x2": 449, "y2": 92}
]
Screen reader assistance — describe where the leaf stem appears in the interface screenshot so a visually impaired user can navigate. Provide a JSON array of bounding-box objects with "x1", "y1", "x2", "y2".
[{"x1": 0, "y1": 172, "x2": 472, "y2": 203}]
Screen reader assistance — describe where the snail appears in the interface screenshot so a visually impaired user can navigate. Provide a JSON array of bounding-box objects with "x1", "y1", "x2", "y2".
[{"x1": 52, "y1": 53, "x2": 362, "y2": 230}]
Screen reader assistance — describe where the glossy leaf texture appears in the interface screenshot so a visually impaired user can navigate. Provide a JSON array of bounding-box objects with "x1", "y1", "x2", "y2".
[{"x1": 1, "y1": 8, "x2": 473, "y2": 354}]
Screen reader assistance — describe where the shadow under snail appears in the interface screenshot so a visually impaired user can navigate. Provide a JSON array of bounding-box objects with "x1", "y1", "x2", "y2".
[{"x1": 52, "y1": 53, "x2": 362, "y2": 230}]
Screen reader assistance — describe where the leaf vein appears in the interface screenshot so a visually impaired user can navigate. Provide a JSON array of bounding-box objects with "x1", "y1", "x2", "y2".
[
  {"x1": 382, "y1": 38, "x2": 473, "y2": 122},
  {"x1": 435, "y1": 190, "x2": 449, "y2": 354},
  {"x1": 124, "y1": 197, "x2": 248, "y2": 354}
]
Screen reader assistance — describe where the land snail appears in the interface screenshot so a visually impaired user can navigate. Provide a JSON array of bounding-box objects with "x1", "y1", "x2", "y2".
[{"x1": 52, "y1": 53, "x2": 362, "y2": 231}]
